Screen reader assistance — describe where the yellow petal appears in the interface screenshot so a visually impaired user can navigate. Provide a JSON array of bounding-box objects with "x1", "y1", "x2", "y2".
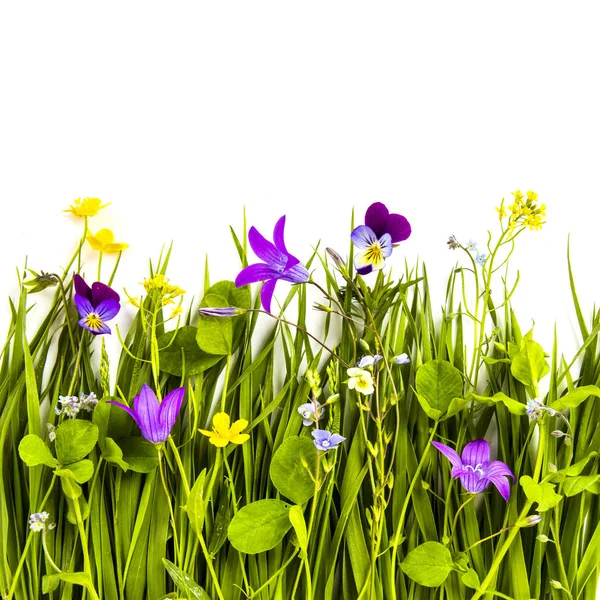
[
  {"x1": 94, "y1": 229, "x2": 115, "y2": 245},
  {"x1": 86, "y1": 234, "x2": 105, "y2": 251},
  {"x1": 230, "y1": 433, "x2": 250, "y2": 445},
  {"x1": 198, "y1": 428, "x2": 215, "y2": 438},
  {"x1": 208, "y1": 436, "x2": 230, "y2": 447},
  {"x1": 212, "y1": 412, "x2": 231, "y2": 436},
  {"x1": 104, "y1": 242, "x2": 129, "y2": 253},
  {"x1": 229, "y1": 419, "x2": 249, "y2": 436}
]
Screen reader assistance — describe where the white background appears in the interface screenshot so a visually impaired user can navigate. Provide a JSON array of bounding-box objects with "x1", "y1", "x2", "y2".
[{"x1": 1, "y1": 2, "x2": 599, "y2": 368}]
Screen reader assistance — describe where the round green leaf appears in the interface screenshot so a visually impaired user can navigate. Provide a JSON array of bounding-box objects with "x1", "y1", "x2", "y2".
[
  {"x1": 18, "y1": 434, "x2": 57, "y2": 468},
  {"x1": 55, "y1": 420, "x2": 99, "y2": 465},
  {"x1": 510, "y1": 340, "x2": 549, "y2": 389},
  {"x1": 400, "y1": 542, "x2": 456, "y2": 587},
  {"x1": 119, "y1": 436, "x2": 159, "y2": 473},
  {"x1": 520, "y1": 476, "x2": 562, "y2": 511},
  {"x1": 415, "y1": 360, "x2": 463, "y2": 418},
  {"x1": 269, "y1": 436, "x2": 318, "y2": 505},
  {"x1": 55, "y1": 459, "x2": 94, "y2": 483},
  {"x1": 228, "y1": 499, "x2": 292, "y2": 554},
  {"x1": 158, "y1": 326, "x2": 223, "y2": 376}
]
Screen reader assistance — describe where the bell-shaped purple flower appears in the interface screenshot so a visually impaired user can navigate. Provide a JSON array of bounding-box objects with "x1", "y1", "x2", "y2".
[
  {"x1": 312, "y1": 429, "x2": 346, "y2": 452},
  {"x1": 235, "y1": 216, "x2": 309, "y2": 313},
  {"x1": 351, "y1": 202, "x2": 411, "y2": 275},
  {"x1": 109, "y1": 384, "x2": 185, "y2": 444},
  {"x1": 73, "y1": 274, "x2": 121, "y2": 335},
  {"x1": 431, "y1": 439, "x2": 515, "y2": 501}
]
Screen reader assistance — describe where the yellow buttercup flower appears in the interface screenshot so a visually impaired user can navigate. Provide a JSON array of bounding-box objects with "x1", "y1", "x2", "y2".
[
  {"x1": 64, "y1": 197, "x2": 110, "y2": 217},
  {"x1": 199, "y1": 412, "x2": 250, "y2": 447},
  {"x1": 87, "y1": 229, "x2": 129, "y2": 253}
]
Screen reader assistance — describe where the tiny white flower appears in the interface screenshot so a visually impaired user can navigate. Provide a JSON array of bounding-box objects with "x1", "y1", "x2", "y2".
[{"x1": 347, "y1": 368, "x2": 375, "y2": 395}]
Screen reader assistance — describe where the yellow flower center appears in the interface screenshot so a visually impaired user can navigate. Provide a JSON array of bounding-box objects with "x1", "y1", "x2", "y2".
[
  {"x1": 364, "y1": 242, "x2": 383, "y2": 263},
  {"x1": 84, "y1": 313, "x2": 103, "y2": 330}
]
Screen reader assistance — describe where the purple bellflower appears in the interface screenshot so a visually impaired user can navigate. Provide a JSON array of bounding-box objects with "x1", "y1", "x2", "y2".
[
  {"x1": 312, "y1": 429, "x2": 346, "y2": 452},
  {"x1": 351, "y1": 202, "x2": 411, "y2": 275},
  {"x1": 73, "y1": 274, "x2": 121, "y2": 335},
  {"x1": 235, "y1": 215, "x2": 309, "y2": 313},
  {"x1": 110, "y1": 384, "x2": 185, "y2": 444},
  {"x1": 431, "y1": 439, "x2": 515, "y2": 501}
]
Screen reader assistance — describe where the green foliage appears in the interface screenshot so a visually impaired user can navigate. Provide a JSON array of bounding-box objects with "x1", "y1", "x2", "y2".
[
  {"x1": 415, "y1": 359, "x2": 463, "y2": 419},
  {"x1": 158, "y1": 326, "x2": 223, "y2": 376},
  {"x1": 400, "y1": 542, "x2": 456, "y2": 587},
  {"x1": 55, "y1": 419, "x2": 99, "y2": 465},
  {"x1": 18, "y1": 434, "x2": 57, "y2": 468},
  {"x1": 520, "y1": 476, "x2": 563, "y2": 511}
]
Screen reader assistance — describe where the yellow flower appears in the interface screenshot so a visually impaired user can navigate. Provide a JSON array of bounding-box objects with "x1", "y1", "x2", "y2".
[
  {"x1": 496, "y1": 205, "x2": 506, "y2": 219},
  {"x1": 64, "y1": 197, "x2": 110, "y2": 217},
  {"x1": 199, "y1": 412, "x2": 250, "y2": 447},
  {"x1": 511, "y1": 190, "x2": 524, "y2": 203},
  {"x1": 537, "y1": 203, "x2": 547, "y2": 217},
  {"x1": 525, "y1": 214, "x2": 543, "y2": 230},
  {"x1": 346, "y1": 368, "x2": 375, "y2": 395},
  {"x1": 87, "y1": 229, "x2": 129, "y2": 253},
  {"x1": 170, "y1": 306, "x2": 183, "y2": 318},
  {"x1": 526, "y1": 190, "x2": 538, "y2": 202}
]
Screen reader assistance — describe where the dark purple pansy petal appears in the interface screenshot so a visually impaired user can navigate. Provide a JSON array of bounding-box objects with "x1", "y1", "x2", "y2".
[
  {"x1": 356, "y1": 265, "x2": 373, "y2": 276},
  {"x1": 95, "y1": 299, "x2": 121, "y2": 321},
  {"x1": 350, "y1": 225, "x2": 378, "y2": 249},
  {"x1": 158, "y1": 387, "x2": 185, "y2": 440},
  {"x1": 386, "y1": 214, "x2": 412, "y2": 243},
  {"x1": 280, "y1": 262, "x2": 310, "y2": 284},
  {"x1": 459, "y1": 472, "x2": 488, "y2": 494},
  {"x1": 260, "y1": 278, "x2": 278, "y2": 313},
  {"x1": 431, "y1": 441, "x2": 463, "y2": 468},
  {"x1": 248, "y1": 226, "x2": 287, "y2": 268},
  {"x1": 485, "y1": 460, "x2": 515, "y2": 481},
  {"x1": 364, "y1": 202, "x2": 390, "y2": 238},
  {"x1": 379, "y1": 233, "x2": 393, "y2": 258},
  {"x1": 91, "y1": 281, "x2": 120, "y2": 306},
  {"x1": 133, "y1": 384, "x2": 162, "y2": 443},
  {"x1": 462, "y1": 439, "x2": 490, "y2": 467},
  {"x1": 74, "y1": 294, "x2": 94, "y2": 318},
  {"x1": 74, "y1": 274, "x2": 92, "y2": 300},
  {"x1": 488, "y1": 475, "x2": 511, "y2": 501},
  {"x1": 235, "y1": 263, "x2": 282, "y2": 287}
]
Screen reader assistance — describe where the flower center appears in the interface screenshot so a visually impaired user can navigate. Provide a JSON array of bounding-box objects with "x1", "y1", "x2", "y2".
[
  {"x1": 364, "y1": 242, "x2": 383, "y2": 263},
  {"x1": 464, "y1": 463, "x2": 484, "y2": 477},
  {"x1": 84, "y1": 313, "x2": 103, "y2": 330},
  {"x1": 322, "y1": 440, "x2": 330, "y2": 447},
  {"x1": 302, "y1": 410, "x2": 311, "y2": 419}
]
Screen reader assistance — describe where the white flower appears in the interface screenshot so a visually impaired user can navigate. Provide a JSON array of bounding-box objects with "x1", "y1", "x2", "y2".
[
  {"x1": 29, "y1": 512, "x2": 50, "y2": 532},
  {"x1": 347, "y1": 368, "x2": 375, "y2": 395}
]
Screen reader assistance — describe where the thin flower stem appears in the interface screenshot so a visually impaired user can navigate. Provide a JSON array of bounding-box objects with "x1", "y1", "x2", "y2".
[
  {"x1": 167, "y1": 436, "x2": 191, "y2": 497},
  {"x1": 67, "y1": 333, "x2": 86, "y2": 396},
  {"x1": 107, "y1": 251, "x2": 122, "y2": 287},
  {"x1": 221, "y1": 354, "x2": 231, "y2": 413},
  {"x1": 450, "y1": 495, "x2": 476, "y2": 544},
  {"x1": 464, "y1": 526, "x2": 512, "y2": 553},
  {"x1": 41, "y1": 529, "x2": 62, "y2": 573},
  {"x1": 73, "y1": 495, "x2": 101, "y2": 600},
  {"x1": 249, "y1": 548, "x2": 300, "y2": 598},
  {"x1": 158, "y1": 449, "x2": 182, "y2": 564},
  {"x1": 97, "y1": 251, "x2": 103, "y2": 282}
]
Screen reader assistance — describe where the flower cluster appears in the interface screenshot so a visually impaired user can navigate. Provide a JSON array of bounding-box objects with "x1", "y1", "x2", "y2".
[
  {"x1": 29, "y1": 512, "x2": 55, "y2": 533},
  {"x1": 466, "y1": 239, "x2": 487, "y2": 266},
  {"x1": 500, "y1": 189, "x2": 546, "y2": 231},
  {"x1": 142, "y1": 274, "x2": 186, "y2": 306},
  {"x1": 55, "y1": 392, "x2": 98, "y2": 419}
]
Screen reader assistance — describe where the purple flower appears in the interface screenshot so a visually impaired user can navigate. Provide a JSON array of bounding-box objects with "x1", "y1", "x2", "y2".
[
  {"x1": 357, "y1": 354, "x2": 383, "y2": 368},
  {"x1": 351, "y1": 202, "x2": 411, "y2": 275},
  {"x1": 431, "y1": 439, "x2": 515, "y2": 501},
  {"x1": 312, "y1": 429, "x2": 346, "y2": 451},
  {"x1": 73, "y1": 274, "x2": 120, "y2": 335},
  {"x1": 393, "y1": 353, "x2": 410, "y2": 365},
  {"x1": 198, "y1": 306, "x2": 247, "y2": 318},
  {"x1": 109, "y1": 384, "x2": 185, "y2": 444},
  {"x1": 235, "y1": 216, "x2": 309, "y2": 313}
]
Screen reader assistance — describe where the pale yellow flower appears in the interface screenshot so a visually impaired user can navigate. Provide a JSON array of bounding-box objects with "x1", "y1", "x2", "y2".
[
  {"x1": 496, "y1": 205, "x2": 506, "y2": 219},
  {"x1": 170, "y1": 306, "x2": 183, "y2": 318},
  {"x1": 199, "y1": 412, "x2": 250, "y2": 447},
  {"x1": 347, "y1": 368, "x2": 375, "y2": 395},
  {"x1": 64, "y1": 197, "x2": 110, "y2": 217},
  {"x1": 87, "y1": 229, "x2": 128, "y2": 253}
]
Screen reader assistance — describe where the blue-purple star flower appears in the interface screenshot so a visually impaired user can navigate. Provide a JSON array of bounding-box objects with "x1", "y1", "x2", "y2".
[
  {"x1": 394, "y1": 353, "x2": 410, "y2": 365},
  {"x1": 357, "y1": 354, "x2": 383, "y2": 368},
  {"x1": 235, "y1": 216, "x2": 309, "y2": 313},
  {"x1": 351, "y1": 202, "x2": 411, "y2": 275},
  {"x1": 475, "y1": 253, "x2": 487, "y2": 266},
  {"x1": 431, "y1": 439, "x2": 515, "y2": 501},
  {"x1": 109, "y1": 384, "x2": 185, "y2": 444},
  {"x1": 298, "y1": 401, "x2": 324, "y2": 426},
  {"x1": 73, "y1": 274, "x2": 120, "y2": 335},
  {"x1": 312, "y1": 429, "x2": 346, "y2": 452}
]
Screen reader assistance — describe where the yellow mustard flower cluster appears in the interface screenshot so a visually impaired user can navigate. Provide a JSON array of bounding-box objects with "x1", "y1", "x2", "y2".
[
  {"x1": 497, "y1": 190, "x2": 546, "y2": 231},
  {"x1": 142, "y1": 274, "x2": 186, "y2": 306}
]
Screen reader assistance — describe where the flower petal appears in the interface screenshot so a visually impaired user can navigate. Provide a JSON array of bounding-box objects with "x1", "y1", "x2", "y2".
[
  {"x1": 248, "y1": 226, "x2": 287, "y2": 267},
  {"x1": 350, "y1": 225, "x2": 378, "y2": 249},
  {"x1": 485, "y1": 460, "x2": 515, "y2": 481},
  {"x1": 364, "y1": 202, "x2": 390, "y2": 238},
  {"x1": 212, "y1": 412, "x2": 231, "y2": 436},
  {"x1": 260, "y1": 278, "x2": 278, "y2": 313},
  {"x1": 74, "y1": 294, "x2": 94, "y2": 318},
  {"x1": 133, "y1": 385, "x2": 162, "y2": 443},
  {"x1": 78, "y1": 317, "x2": 111, "y2": 335},
  {"x1": 208, "y1": 436, "x2": 230, "y2": 447},
  {"x1": 386, "y1": 214, "x2": 412, "y2": 243},
  {"x1": 462, "y1": 439, "x2": 490, "y2": 467},
  {"x1": 487, "y1": 475, "x2": 511, "y2": 501},
  {"x1": 431, "y1": 441, "x2": 463, "y2": 468},
  {"x1": 280, "y1": 262, "x2": 309, "y2": 284},
  {"x1": 235, "y1": 264, "x2": 281, "y2": 287},
  {"x1": 158, "y1": 387, "x2": 185, "y2": 440},
  {"x1": 272, "y1": 215, "x2": 299, "y2": 269},
  {"x1": 311, "y1": 430, "x2": 331, "y2": 443},
  {"x1": 230, "y1": 433, "x2": 250, "y2": 444},
  {"x1": 379, "y1": 233, "x2": 393, "y2": 258},
  {"x1": 107, "y1": 400, "x2": 138, "y2": 423},
  {"x1": 91, "y1": 281, "x2": 120, "y2": 306},
  {"x1": 229, "y1": 418, "x2": 249, "y2": 436},
  {"x1": 459, "y1": 472, "x2": 488, "y2": 494},
  {"x1": 329, "y1": 434, "x2": 346, "y2": 446},
  {"x1": 95, "y1": 299, "x2": 121, "y2": 322},
  {"x1": 73, "y1": 274, "x2": 92, "y2": 300},
  {"x1": 356, "y1": 264, "x2": 373, "y2": 276}
]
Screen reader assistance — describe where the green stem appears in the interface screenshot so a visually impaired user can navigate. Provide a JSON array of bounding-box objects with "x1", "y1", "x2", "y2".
[
  {"x1": 97, "y1": 251, "x2": 103, "y2": 282},
  {"x1": 41, "y1": 529, "x2": 62, "y2": 573},
  {"x1": 167, "y1": 436, "x2": 191, "y2": 497},
  {"x1": 450, "y1": 495, "x2": 476, "y2": 544},
  {"x1": 67, "y1": 333, "x2": 86, "y2": 396},
  {"x1": 157, "y1": 449, "x2": 182, "y2": 566},
  {"x1": 52, "y1": 274, "x2": 76, "y2": 354},
  {"x1": 220, "y1": 354, "x2": 231, "y2": 413},
  {"x1": 73, "y1": 495, "x2": 101, "y2": 600}
]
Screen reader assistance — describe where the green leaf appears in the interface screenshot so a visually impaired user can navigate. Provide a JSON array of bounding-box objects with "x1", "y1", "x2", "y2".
[
  {"x1": 441, "y1": 397, "x2": 468, "y2": 421},
  {"x1": 462, "y1": 568, "x2": 481, "y2": 589},
  {"x1": 269, "y1": 436, "x2": 318, "y2": 505},
  {"x1": 400, "y1": 542, "x2": 456, "y2": 587},
  {"x1": 42, "y1": 572, "x2": 92, "y2": 594},
  {"x1": 289, "y1": 505, "x2": 308, "y2": 554},
  {"x1": 55, "y1": 459, "x2": 94, "y2": 483},
  {"x1": 158, "y1": 326, "x2": 223, "y2": 376},
  {"x1": 208, "y1": 492, "x2": 230, "y2": 555},
  {"x1": 185, "y1": 470, "x2": 207, "y2": 539},
  {"x1": 18, "y1": 435, "x2": 57, "y2": 468},
  {"x1": 563, "y1": 475, "x2": 600, "y2": 497},
  {"x1": 553, "y1": 452, "x2": 597, "y2": 478},
  {"x1": 471, "y1": 392, "x2": 527, "y2": 416},
  {"x1": 415, "y1": 360, "x2": 463, "y2": 419},
  {"x1": 162, "y1": 559, "x2": 211, "y2": 599},
  {"x1": 520, "y1": 476, "x2": 562, "y2": 511},
  {"x1": 510, "y1": 340, "x2": 549, "y2": 389},
  {"x1": 60, "y1": 474, "x2": 82, "y2": 499},
  {"x1": 549, "y1": 385, "x2": 600, "y2": 410},
  {"x1": 228, "y1": 499, "x2": 292, "y2": 554},
  {"x1": 55, "y1": 420, "x2": 99, "y2": 465},
  {"x1": 119, "y1": 436, "x2": 159, "y2": 473},
  {"x1": 101, "y1": 437, "x2": 130, "y2": 471}
]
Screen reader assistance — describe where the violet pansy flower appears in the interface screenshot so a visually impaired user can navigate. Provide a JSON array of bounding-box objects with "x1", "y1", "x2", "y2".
[
  {"x1": 235, "y1": 216, "x2": 309, "y2": 313},
  {"x1": 73, "y1": 274, "x2": 120, "y2": 335},
  {"x1": 431, "y1": 439, "x2": 515, "y2": 501},
  {"x1": 109, "y1": 384, "x2": 185, "y2": 444},
  {"x1": 351, "y1": 202, "x2": 411, "y2": 275},
  {"x1": 312, "y1": 429, "x2": 346, "y2": 452}
]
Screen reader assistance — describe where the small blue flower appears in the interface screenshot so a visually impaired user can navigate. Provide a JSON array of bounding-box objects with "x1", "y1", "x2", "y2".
[
  {"x1": 56, "y1": 395, "x2": 81, "y2": 418},
  {"x1": 29, "y1": 512, "x2": 52, "y2": 532},
  {"x1": 356, "y1": 354, "x2": 383, "y2": 368},
  {"x1": 311, "y1": 429, "x2": 346, "y2": 452},
  {"x1": 393, "y1": 353, "x2": 410, "y2": 365},
  {"x1": 475, "y1": 253, "x2": 487, "y2": 266},
  {"x1": 466, "y1": 240, "x2": 478, "y2": 253},
  {"x1": 297, "y1": 401, "x2": 324, "y2": 426}
]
